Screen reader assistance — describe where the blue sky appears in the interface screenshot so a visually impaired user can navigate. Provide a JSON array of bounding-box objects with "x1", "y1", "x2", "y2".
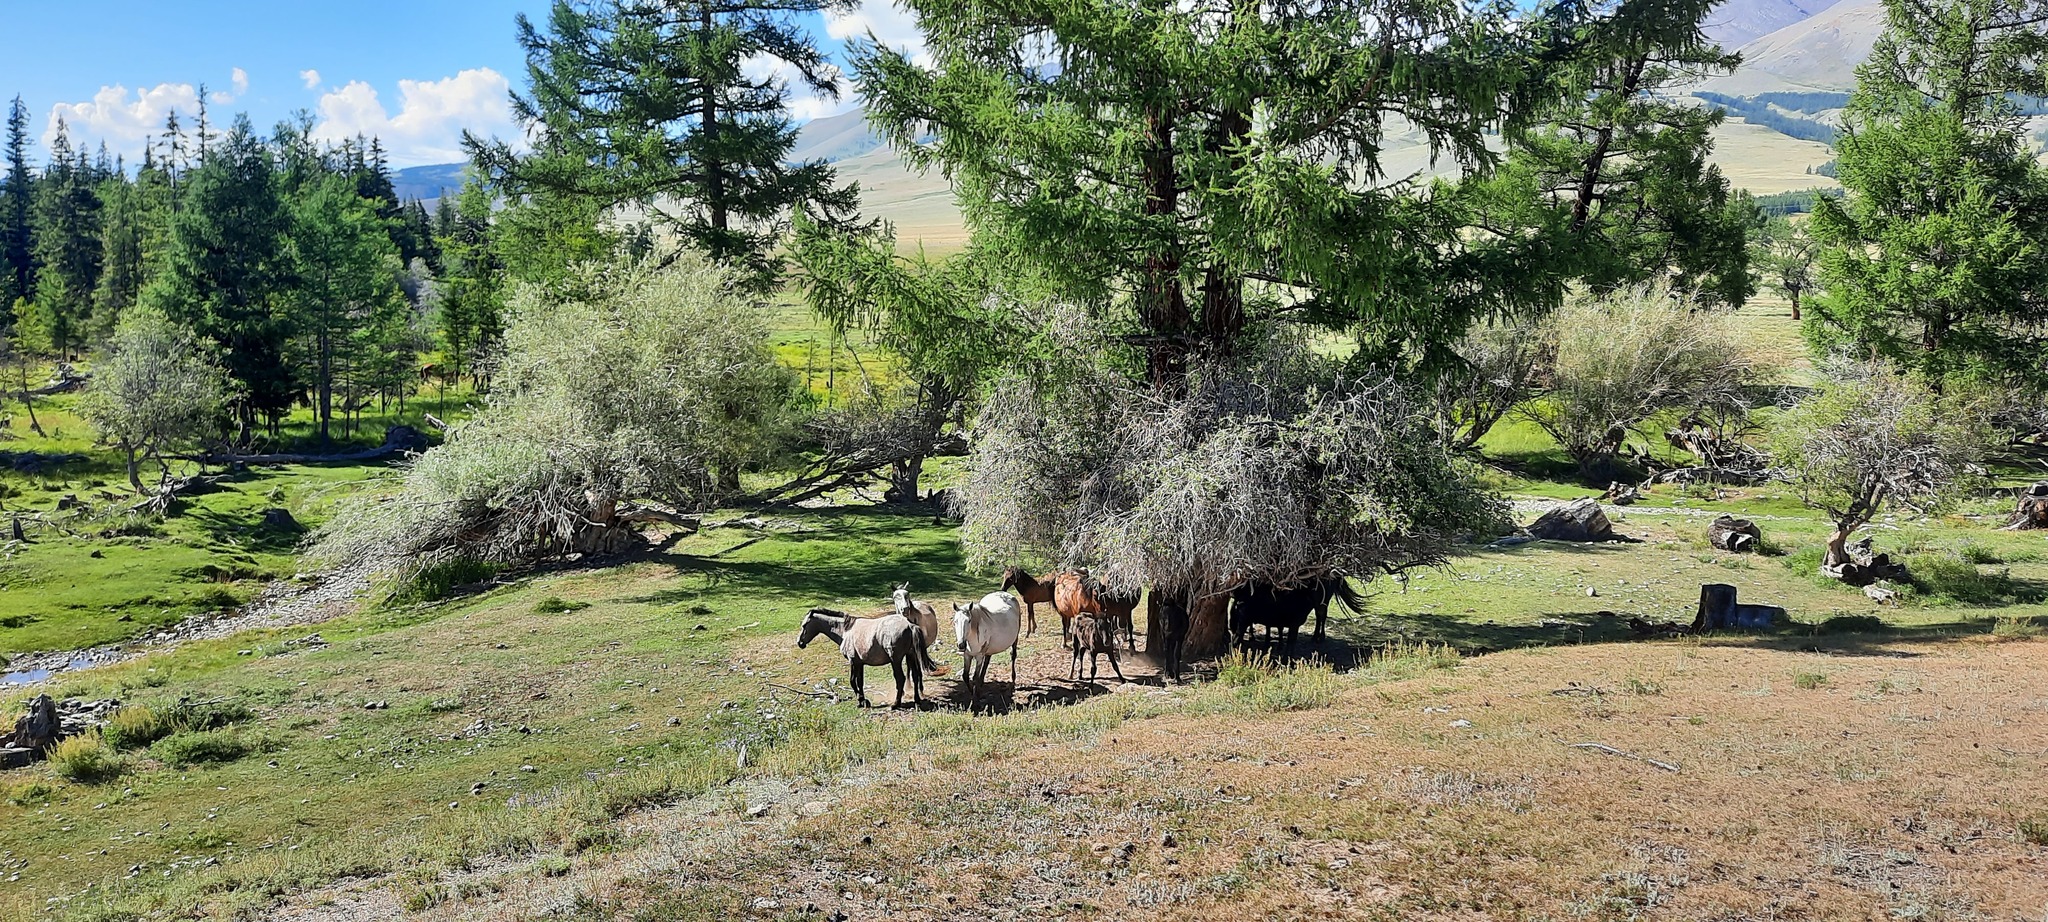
[{"x1": 1, "y1": 1, "x2": 917, "y2": 168}]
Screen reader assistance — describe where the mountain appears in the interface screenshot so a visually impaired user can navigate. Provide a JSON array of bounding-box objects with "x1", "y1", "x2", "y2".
[
  {"x1": 391, "y1": 163, "x2": 470, "y2": 203},
  {"x1": 1701, "y1": 0, "x2": 1843, "y2": 50},
  {"x1": 788, "y1": 108, "x2": 887, "y2": 164},
  {"x1": 1698, "y1": 0, "x2": 1887, "y2": 94}
]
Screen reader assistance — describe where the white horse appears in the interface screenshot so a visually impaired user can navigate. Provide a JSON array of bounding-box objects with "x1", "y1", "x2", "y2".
[{"x1": 952, "y1": 591, "x2": 1021, "y2": 714}]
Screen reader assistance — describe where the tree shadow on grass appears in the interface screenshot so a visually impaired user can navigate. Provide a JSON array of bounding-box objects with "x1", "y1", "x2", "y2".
[{"x1": 626, "y1": 505, "x2": 988, "y2": 610}]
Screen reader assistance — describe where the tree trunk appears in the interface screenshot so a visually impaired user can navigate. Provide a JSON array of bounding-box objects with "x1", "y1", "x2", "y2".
[
  {"x1": 1182, "y1": 592, "x2": 1231, "y2": 659},
  {"x1": 1570, "y1": 55, "x2": 1647, "y2": 232},
  {"x1": 1692, "y1": 583, "x2": 1738, "y2": 632},
  {"x1": 317, "y1": 321, "x2": 333, "y2": 444},
  {"x1": 124, "y1": 446, "x2": 145, "y2": 496},
  {"x1": 700, "y1": 3, "x2": 727, "y2": 242},
  {"x1": 1787, "y1": 290, "x2": 1802, "y2": 321},
  {"x1": 1822, "y1": 524, "x2": 1853, "y2": 569},
  {"x1": 1138, "y1": 100, "x2": 1188, "y2": 389}
]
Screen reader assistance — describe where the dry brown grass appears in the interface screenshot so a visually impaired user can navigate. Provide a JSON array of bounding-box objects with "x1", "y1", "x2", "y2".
[{"x1": 315, "y1": 632, "x2": 2048, "y2": 922}]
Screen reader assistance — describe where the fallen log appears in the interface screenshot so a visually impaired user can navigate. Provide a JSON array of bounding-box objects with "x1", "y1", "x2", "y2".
[
  {"x1": 2003, "y1": 481, "x2": 2048, "y2": 530},
  {"x1": 207, "y1": 425, "x2": 428, "y2": 466},
  {"x1": 1706, "y1": 514, "x2": 1762, "y2": 553}
]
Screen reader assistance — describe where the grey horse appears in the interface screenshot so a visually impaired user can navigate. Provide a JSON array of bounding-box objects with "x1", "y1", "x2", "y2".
[{"x1": 798, "y1": 608, "x2": 938, "y2": 708}]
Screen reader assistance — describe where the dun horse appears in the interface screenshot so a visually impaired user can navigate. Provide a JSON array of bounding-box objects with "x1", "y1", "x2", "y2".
[
  {"x1": 890, "y1": 583, "x2": 943, "y2": 662},
  {"x1": 797, "y1": 608, "x2": 938, "y2": 708}
]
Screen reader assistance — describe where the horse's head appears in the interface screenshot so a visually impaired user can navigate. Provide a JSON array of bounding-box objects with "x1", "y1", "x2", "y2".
[
  {"x1": 797, "y1": 608, "x2": 844, "y2": 649},
  {"x1": 890, "y1": 584, "x2": 912, "y2": 612},
  {"x1": 999, "y1": 567, "x2": 1021, "y2": 590}
]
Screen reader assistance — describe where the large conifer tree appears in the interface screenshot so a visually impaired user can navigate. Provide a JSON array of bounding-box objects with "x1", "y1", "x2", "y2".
[
  {"x1": 27, "y1": 121, "x2": 106, "y2": 357},
  {"x1": 470, "y1": 0, "x2": 861, "y2": 290},
  {"x1": 1809, "y1": 0, "x2": 2048, "y2": 386},
  {"x1": 145, "y1": 115, "x2": 297, "y2": 439},
  {"x1": 0, "y1": 97, "x2": 34, "y2": 313}
]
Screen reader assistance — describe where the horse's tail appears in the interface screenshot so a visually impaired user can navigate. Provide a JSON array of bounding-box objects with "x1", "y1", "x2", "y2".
[
  {"x1": 1328, "y1": 576, "x2": 1368, "y2": 615},
  {"x1": 913, "y1": 624, "x2": 946, "y2": 675}
]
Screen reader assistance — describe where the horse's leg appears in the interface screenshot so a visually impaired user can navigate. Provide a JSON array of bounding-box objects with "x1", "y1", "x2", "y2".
[
  {"x1": 851, "y1": 661, "x2": 868, "y2": 708},
  {"x1": 909, "y1": 652, "x2": 924, "y2": 707},
  {"x1": 1009, "y1": 644, "x2": 1018, "y2": 687},
  {"x1": 890, "y1": 658, "x2": 907, "y2": 708},
  {"x1": 1124, "y1": 612, "x2": 1137, "y2": 652},
  {"x1": 1315, "y1": 596, "x2": 1330, "y2": 644},
  {"x1": 1025, "y1": 602, "x2": 1036, "y2": 637},
  {"x1": 1109, "y1": 646, "x2": 1126, "y2": 683}
]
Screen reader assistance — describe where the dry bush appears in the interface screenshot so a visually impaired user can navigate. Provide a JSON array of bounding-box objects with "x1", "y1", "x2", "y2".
[
  {"x1": 1519, "y1": 282, "x2": 1773, "y2": 480},
  {"x1": 955, "y1": 306, "x2": 1509, "y2": 598},
  {"x1": 314, "y1": 253, "x2": 798, "y2": 578}
]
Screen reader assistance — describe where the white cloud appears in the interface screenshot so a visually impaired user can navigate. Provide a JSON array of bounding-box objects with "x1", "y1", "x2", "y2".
[
  {"x1": 740, "y1": 54, "x2": 857, "y2": 123},
  {"x1": 311, "y1": 68, "x2": 517, "y2": 167},
  {"x1": 231, "y1": 67, "x2": 249, "y2": 96},
  {"x1": 826, "y1": 0, "x2": 928, "y2": 66},
  {"x1": 300, "y1": 69, "x2": 322, "y2": 90},
  {"x1": 45, "y1": 83, "x2": 203, "y2": 162}
]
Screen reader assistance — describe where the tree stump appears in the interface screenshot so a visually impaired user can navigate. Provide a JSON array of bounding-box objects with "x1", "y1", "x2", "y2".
[
  {"x1": 2006, "y1": 482, "x2": 2048, "y2": 530},
  {"x1": 1706, "y1": 515, "x2": 1761, "y2": 553},
  {"x1": 1526, "y1": 498, "x2": 1614, "y2": 541},
  {"x1": 1693, "y1": 583, "x2": 1738, "y2": 632}
]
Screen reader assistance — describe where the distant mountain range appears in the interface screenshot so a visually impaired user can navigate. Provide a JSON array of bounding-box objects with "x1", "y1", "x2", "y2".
[
  {"x1": 1701, "y1": 0, "x2": 1845, "y2": 51},
  {"x1": 392, "y1": 163, "x2": 469, "y2": 203}
]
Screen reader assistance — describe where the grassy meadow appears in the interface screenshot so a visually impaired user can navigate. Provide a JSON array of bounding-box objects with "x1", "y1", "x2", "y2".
[{"x1": 0, "y1": 294, "x2": 2044, "y2": 920}]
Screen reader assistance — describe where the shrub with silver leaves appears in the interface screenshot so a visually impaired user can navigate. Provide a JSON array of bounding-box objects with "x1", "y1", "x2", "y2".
[{"x1": 314, "y1": 253, "x2": 798, "y2": 578}]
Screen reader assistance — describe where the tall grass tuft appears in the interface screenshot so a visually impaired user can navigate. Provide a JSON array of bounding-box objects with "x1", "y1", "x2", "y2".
[{"x1": 50, "y1": 734, "x2": 126, "y2": 784}]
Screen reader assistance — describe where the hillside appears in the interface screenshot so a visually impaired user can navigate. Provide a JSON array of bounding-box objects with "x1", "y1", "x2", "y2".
[
  {"x1": 1701, "y1": 0, "x2": 1842, "y2": 49},
  {"x1": 1698, "y1": 0, "x2": 1886, "y2": 94}
]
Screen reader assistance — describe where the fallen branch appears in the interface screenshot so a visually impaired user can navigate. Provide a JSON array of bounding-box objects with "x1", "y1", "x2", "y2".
[
  {"x1": 206, "y1": 425, "x2": 428, "y2": 466},
  {"x1": 766, "y1": 683, "x2": 840, "y2": 702},
  {"x1": 1565, "y1": 741, "x2": 1681, "y2": 772}
]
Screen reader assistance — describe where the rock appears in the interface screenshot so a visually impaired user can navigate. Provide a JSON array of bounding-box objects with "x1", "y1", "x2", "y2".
[
  {"x1": 1585, "y1": 587, "x2": 1598, "y2": 597},
  {"x1": 1449, "y1": 719, "x2": 1472, "y2": 729},
  {"x1": 1693, "y1": 583, "x2": 1785, "y2": 631},
  {"x1": 1707, "y1": 514, "x2": 1762, "y2": 553},
  {"x1": 258, "y1": 507, "x2": 302, "y2": 532},
  {"x1": 746, "y1": 803, "x2": 771, "y2": 818},
  {"x1": 1864, "y1": 583, "x2": 1900, "y2": 604},
  {"x1": 362, "y1": 700, "x2": 388, "y2": 710},
  {"x1": 1488, "y1": 534, "x2": 1536, "y2": 548},
  {"x1": 1160, "y1": 831, "x2": 1178, "y2": 848},
  {"x1": 3, "y1": 695, "x2": 61, "y2": 751},
  {"x1": 0, "y1": 746, "x2": 35, "y2": 769},
  {"x1": 1525, "y1": 498, "x2": 1614, "y2": 542},
  {"x1": 800, "y1": 801, "x2": 830, "y2": 817},
  {"x1": 520, "y1": 764, "x2": 537, "y2": 773},
  {"x1": 1602, "y1": 481, "x2": 1641, "y2": 505}
]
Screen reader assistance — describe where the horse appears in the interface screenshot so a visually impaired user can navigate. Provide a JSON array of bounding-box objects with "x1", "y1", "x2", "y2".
[
  {"x1": 952, "y1": 592, "x2": 1021, "y2": 714},
  {"x1": 797, "y1": 608, "x2": 938, "y2": 708},
  {"x1": 998, "y1": 567, "x2": 1055, "y2": 636},
  {"x1": 890, "y1": 584, "x2": 944, "y2": 662},
  {"x1": 1067, "y1": 612, "x2": 1127, "y2": 683},
  {"x1": 1052, "y1": 571, "x2": 1139, "y2": 650},
  {"x1": 1154, "y1": 589, "x2": 1192, "y2": 684},
  {"x1": 1228, "y1": 575, "x2": 1366, "y2": 655}
]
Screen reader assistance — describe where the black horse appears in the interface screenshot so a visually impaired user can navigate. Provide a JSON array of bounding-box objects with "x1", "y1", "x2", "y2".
[
  {"x1": 1228, "y1": 575, "x2": 1366, "y2": 655},
  {"x1": 1155, "y1": 589, "x2": 1192, "y2": 683}
]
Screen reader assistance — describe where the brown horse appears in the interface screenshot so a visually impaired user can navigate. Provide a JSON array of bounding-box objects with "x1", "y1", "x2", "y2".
[
  {"x1": 1051, "y1": 571, "x2": 1139, "y2": 651},
  {"x1": 999, "y1": 567, "x2": 1055, "y2": 636},
  {"x1": 1067, "y1": 612, "x2": 1127, "y2": 683}
]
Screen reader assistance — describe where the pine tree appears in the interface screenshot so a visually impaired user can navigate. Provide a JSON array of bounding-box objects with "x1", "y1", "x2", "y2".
[
  {"x1": 1460, "y1": 0, "x2": 1758, "y2": 308},
  {"x1": 94, "y1": 168, "x2": 149, "y2": 339},
  {"x1": 1809, "y1": 0, "x2": 2048, "y2": 386},
  {"x1": 28, "y1": 120, "x2": 105, "y2": 357},
  {"x1": 470, "y1": 0, "x2": 861, "y2": 290},
  {"x1": 287, "y1": 172, "x2": 403, "y2": 442},
  {"x1": 1, "y1": 97, "x2": 34, "y2": 313},
  {"x1": 144, "y1": 115, "x2": 296, "y2": 439},
  {"x1": 435, "y1": 176, "x2": 505, "y2": 395},
  {"x1": 856, "y1": 0, "x2": 1698, "y2": 651}
]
